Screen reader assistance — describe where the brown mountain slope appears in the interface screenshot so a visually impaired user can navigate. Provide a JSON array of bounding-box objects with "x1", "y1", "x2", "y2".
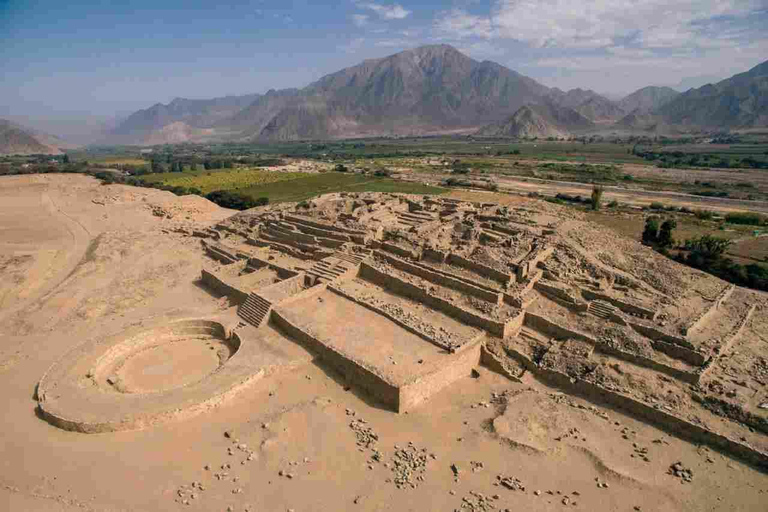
[
  {"x1": 657, "y1": 60, "x2": 768, "y2": 128},
  {"x1": 618, "y1": 86, "x2": 680, "y2": 113},
  {"x1": 476, "y1": 103, "x2": 594, "y2": 138},
  {"x1": 0, "y1": 120, "x2": 63, "y2": 155}
]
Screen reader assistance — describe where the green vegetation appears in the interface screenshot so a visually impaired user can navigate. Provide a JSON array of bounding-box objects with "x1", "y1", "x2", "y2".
[
  {"x1": 205, "y1": 190, "x2": 268, "y2": 210},
  {"x1": 238, "y1": 172, "x2": 445, "y2": 204},
  {"x1": 139, "y1": 167, "x2": 308, "y2": 194},
  {"x1": 725, "y1": 212, "x2": 766, "y2": 226},
  {"x1": 640, "y1": 217, "x2": 768, "y2": 292},
  {"x1": 590, "y1": 185, "x2": 604, "y2": 211}
]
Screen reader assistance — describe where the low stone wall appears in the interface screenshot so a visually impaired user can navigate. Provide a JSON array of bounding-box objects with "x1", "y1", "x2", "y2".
[
  {"x1": 359, "y1": 263, "x2": 512, "y2": 337},
  {"x1": 535, "y1": 280, "x2": 582, "y2": 305},
  {"x1": 270, "y1": 308, "x2": 400, "y2": 410},
  {"x1": 580, "y1": 289, "x2": 656, "y2": 320},
  {"x1": 524, "y1": 313, "x2": 700, "y2": 383},
  {"x1": 480, "y1": 345, "x2": 523, "y2": 383},
  {"x1": 629, "y1": 321, "x2": 694, "y2": 350},
  {"x1": 246, "y1": 257, "x2": 299, "y2": 280},
  {"x1": 423, "y1": 248, "x2": 448, "y2": 263},
  {"x1": 203, "y1": 241, "x2": 240, "y2": 265},
  {"x1": 286, "y1": 221, "x2": 351, "y2": 242},
  {"x1": 284, "y1": 214, "x2": 366, "y2": 237},
  {"x1": 380, "y1": 241, "x2": 418, "y2": 259},
  {"x1": 200, "y1": 269, "x2": 249, "y2": 305},
  {"x1": 652, "y1": 339, "x2": 707, "y2": 367},
  {"x1": 516, "y1": 246, "x2": 554, "y2": 281},
  {"x1": 327, "y1": 285, "x2": 469, "y2": 353},
  {"x1": 682, "y1": 284, "x2": 735, "y2": 336},
  {"x1": 257, "y1": 273, "x2": 307, "y2": 304},
  {"x1": 496, "y1": 343, "x2": 768, "y2": 471},
  {"x1": 447, "y1": 253, "x2": 512, "y2": 284},
  {"x1": 376, "y1": 251, "x2": 501, "y2": 303},
  {"x1": 399, "y1": 343, "x2": 482, "y2": 411}
]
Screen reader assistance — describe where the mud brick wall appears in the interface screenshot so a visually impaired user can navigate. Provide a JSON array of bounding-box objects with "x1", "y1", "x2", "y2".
[
  {"x1": 200, "y1": 269, "x2": 249, "y2": 305},
  {"x1": 246, "y1": 257, "x2": 299, "y2": 280}
]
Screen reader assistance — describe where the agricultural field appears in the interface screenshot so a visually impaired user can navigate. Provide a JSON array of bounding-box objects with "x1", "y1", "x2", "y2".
[
  {"x1": 140, "y1": 168, "x2": 309, "y2": 194},
  {"x1": 238, "y1": 172, "x2": 446, "y2": 203}
]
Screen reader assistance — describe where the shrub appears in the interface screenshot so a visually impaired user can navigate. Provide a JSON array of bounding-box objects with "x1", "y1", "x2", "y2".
[
  {"x1": 725, "y1": 212, "x2": 765, "y2": 226},
  {"x1": 642, "y1": 216, "x2": 660, "y2": 245},
  {"x1": 204, "y1": 190, "x2": 259, "y2": 210},
  {"x1": 649, "y1": 202, "x2": 666, "y2": 210},
  {"x1": 658, "y1": 219, "x2": 677, "y2": 248},
  {"x1": 590, "y1": 185, "x2": 604, "y2": 211},
  {"x1": 694, "y1": 209, "x2": 715, "y2": 220}
]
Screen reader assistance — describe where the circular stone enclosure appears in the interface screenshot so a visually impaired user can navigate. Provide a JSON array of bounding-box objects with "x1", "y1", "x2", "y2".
[
  {"x1": 93, "y1": 321, "x2": 239, "y2": 394},
  {"x1": 37, "y1": 319, "x2": 265, "y2": 434}
]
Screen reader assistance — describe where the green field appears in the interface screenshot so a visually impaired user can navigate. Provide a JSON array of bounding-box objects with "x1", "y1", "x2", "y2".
[
  {"x1": 140, "y1": 168, "x2": 308, "y2": 194},
  {"x1": 238, "y1": 172, "x2": 446, "y2": 203}
]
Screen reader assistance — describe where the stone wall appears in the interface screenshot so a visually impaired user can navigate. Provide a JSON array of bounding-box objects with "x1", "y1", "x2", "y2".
[
  {"x1": 493, "y1": 343, "x2": 768, "y2": 471},
  {"x1": 200, "y1": 269, "x2": 249, "y2": 305},
  {"x1": 682, "y1": 284, "x2": 735, "y2": 336},
  {"x1": 399, "y1": 343, "x2": 482, "y2": 411},
  {"x1": 523, "y1": 312, "x2": 700, "y2": 383},
  {"x1": 246, "y1": 257, "x2": 299, "y2": 280},
  {"x1": 628, "y1": 321, "x2": 694, "y2": 350},
  {"x1": 376, "y1": 251, "x2": 501, "y2": 304},
  {"x1": 257, "y1": 273, "x2": 307, "y2": 304},
  {"x1": 359, "y1": 263, "x2": 514, "y2": 337},
  {"x1": 270, "y1": 308, "x2": 400, "y2": 410},
  {"x1": 446, "y1": 254, "x2": 512, "y2": 284},
  {"x1": 580, "y1": 289, "x2": 656, "y2": 320}
]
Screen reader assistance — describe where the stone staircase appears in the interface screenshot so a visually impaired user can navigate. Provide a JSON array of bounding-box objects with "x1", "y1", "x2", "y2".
[
  {"x1": 238, "y1": 293, "x2": 272, "y2": 328},
  {"x1": 305, "y1": 251, "x2": 367, "y2": 284},
  {"x1": 395, "y1": 211, "x2": 436, "y2": 228},
  {"x1": 588, "y1": 300, "x2": 617, "y2": 320}
]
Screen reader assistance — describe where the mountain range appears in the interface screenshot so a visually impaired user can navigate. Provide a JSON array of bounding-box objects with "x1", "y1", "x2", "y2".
[{"x1": 3, "y1": 45, "x2": 767, "y2": 153}]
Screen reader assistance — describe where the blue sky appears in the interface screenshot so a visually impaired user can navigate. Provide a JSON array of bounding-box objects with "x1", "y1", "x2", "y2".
[{"x1": 2, "y1": 0, "x2": 767, "y2": 137}]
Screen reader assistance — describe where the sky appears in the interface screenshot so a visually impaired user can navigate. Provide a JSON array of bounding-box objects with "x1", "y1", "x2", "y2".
[{"x1": 2, "y1": 0, "x2": 767, "y2": 139}]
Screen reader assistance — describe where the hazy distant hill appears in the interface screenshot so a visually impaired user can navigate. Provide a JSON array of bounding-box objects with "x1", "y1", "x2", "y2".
[
  {"x1": 545, "y1": 88, "x2": 625, "y2": 123},
  {"x1": 656, "y1": 60, "x2": 768, "y2": 128},
  {"x1": 107, "y1": 93, "x2": 261, "y2": 144},
  {"x1": 0, "y1": 119, "x2": 71, "y2": 155},
  {"x1": 618, "y1": 86, "x2": 680, "y2": 113},
  {"x1": 476, "y1": 103, "x2": 594, "y2": 138}
]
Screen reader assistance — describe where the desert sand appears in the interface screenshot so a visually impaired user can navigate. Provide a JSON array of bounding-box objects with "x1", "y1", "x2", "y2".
[{"x1": 1, "y1": 173, "x2": 767, "y2": 511}]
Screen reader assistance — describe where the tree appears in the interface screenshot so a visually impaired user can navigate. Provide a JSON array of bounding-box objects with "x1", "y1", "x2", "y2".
[
  {"x1": 62, "y1": 154, "x2": 70, "y2": 164},
  {"x1": 590, "y1": 185, "x2": 604, "y2": 211},
  {"x1": 642, "y1": 216, "x2": 660, "y2": 245},
  {"x1": 658, "y1": 219, "x2": 677, "y2": 248}
]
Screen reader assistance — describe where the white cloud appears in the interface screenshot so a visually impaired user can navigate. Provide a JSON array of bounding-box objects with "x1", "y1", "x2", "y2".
[
  {"x1": 358, "y1": 2, "x2": 411, "y2": 20},
  {"x1": 434, "y1": 9, "x2": 493, "y2": 39},
  {"x1": 352, "y1": 14, "x2": 370, "y2": 27},
  {"x1": 491, "y1": 0, "x2": 764, "y2": 50}
]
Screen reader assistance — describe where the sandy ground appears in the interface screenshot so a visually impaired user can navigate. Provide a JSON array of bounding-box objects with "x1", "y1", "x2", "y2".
[{"x1": 0, "y1": 175, "x2": 766, "y2": 511}]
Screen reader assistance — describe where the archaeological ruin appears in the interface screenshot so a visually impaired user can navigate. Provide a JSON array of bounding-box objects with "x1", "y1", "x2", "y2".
[{"x1": 36, "y1": 192, "x2": 768, "y2": 472}]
